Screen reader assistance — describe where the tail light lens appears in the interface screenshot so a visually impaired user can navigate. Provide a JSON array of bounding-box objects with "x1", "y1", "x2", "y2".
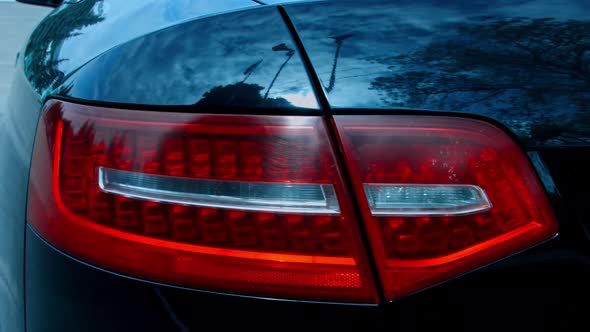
[
  {"x1": 334, "y1": 116, "x2": 558, "y2": 300},
  {"x1": 27, "y1": 100, "x2": 378, "y2": 303},
  {"x1": 28, "y1": 100, "x2": 558, "y2": 303}
]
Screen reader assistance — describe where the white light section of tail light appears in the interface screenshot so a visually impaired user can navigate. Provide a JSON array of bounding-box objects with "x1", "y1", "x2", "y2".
[
  {"x1": 364, "y1": 184, "x2": 491, "y2": 216},
  {"x1": 99, "y1": 167, "x2": 340, "y2": 214}
]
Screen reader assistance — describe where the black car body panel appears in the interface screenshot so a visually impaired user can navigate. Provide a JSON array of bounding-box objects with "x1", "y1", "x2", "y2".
[
  {"x1": 2, "y1": 0, "x2": 589, "y2": 331},
  {"x1": 284, "y1": 0, "x2": 590, "y2": 147},
  {"x1": 25, "y1": 2, "x2": 318, "y2": 110},
  {"x1": 0, "y1": 65, "x2": 43, "y2": 332},
  {"x1": 23, "y1": 0, "x2": 259, "y2": 97},
  {"x1": 59, "y1": 6, "x2": 318, "y2": 109}
]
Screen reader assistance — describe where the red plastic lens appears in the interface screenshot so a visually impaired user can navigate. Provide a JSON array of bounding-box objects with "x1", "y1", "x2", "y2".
[
  {"x1": 27, "y1": 100, "x2": 377, "y2": 303},
  {"x1": 27, "y1": 100, "x2": 559, "y2": 303},
  {"x1": 334, "y1": 116, "x2": 558, "y2": 300}
]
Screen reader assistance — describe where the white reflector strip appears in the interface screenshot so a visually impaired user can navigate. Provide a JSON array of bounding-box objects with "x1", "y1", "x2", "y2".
[
  {"x1": 98, "y1": 167, "x2": 340, "y2": 215},
  {"x1": 364, "y1": 184, "x2": 491, "y2": 216}
]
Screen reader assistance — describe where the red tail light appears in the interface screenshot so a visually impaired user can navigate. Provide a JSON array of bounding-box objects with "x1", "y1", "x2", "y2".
[
  {"x1": 27, "y1": 100, "x2": 378, "y2": 303},
  {"x1": 28, "y1": 100, "x2": 558, "y2": 303},
  {"x1": 334, "y1": 116, "x2": 558, "y2": 300}
]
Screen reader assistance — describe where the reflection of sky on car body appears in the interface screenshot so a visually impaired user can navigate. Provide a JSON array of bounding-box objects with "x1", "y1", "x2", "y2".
[
  {"x1": 62, "y1": 5, "x2": 318, "y2": 108},
  {"x1": 56, "y1": 0, "x2": 257, "y2": 74}
]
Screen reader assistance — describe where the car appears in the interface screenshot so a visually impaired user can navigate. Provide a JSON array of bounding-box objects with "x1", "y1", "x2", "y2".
[{"x1": 1, "y1": 0, "x2": 589, "y2": 331}]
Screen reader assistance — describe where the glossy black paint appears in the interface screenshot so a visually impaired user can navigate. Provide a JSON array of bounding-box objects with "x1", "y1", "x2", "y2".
[
  {"x1": 0, "y1": 63, "x2": 45, "y2": 332},
  {"x1": 541, "y1": 148, "x2": 590, "y2": 240},
  {"x1": 60, "y1": 5, "x2": 317, "y2": 109},
  {"x1": 24, "y1": 1, "x2": 318, "y2": 110},
  {"x1": 284, "y1": 0, "x2": 590, "y2": 147},
  {"x1": 23, "y1": 0, "x2": 260, "y2": 97},
  {"x1": 4, "y1": 0, "x2": 590, "y2": 331}
]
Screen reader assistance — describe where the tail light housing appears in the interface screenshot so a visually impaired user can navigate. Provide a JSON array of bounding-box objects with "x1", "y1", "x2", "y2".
[
  {"x1": 27, "y1": 100, "x2": 378, "y2": 303},
  {"x1": 334, "y1": 116, "x2": 558, "y2": 300},
  {"x1": 27, "y1": 100, "x2": 558, "y2": 303}
]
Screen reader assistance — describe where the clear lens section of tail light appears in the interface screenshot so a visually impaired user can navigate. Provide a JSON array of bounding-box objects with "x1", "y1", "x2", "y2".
[
  {"x1": 27, "y1": 100, "x2": 378, "y2": 303},
  {"x1": 333, "y1": 116, "x2": 558, "y2": 301}
]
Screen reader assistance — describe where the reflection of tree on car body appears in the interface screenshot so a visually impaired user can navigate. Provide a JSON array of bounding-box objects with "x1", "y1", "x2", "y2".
[
  {"x1": 24, "y1": 0, "x2": 104, "y2": 94},
  {"x1": 370, "y1": 17, "x2": 590, "y2": 144}
]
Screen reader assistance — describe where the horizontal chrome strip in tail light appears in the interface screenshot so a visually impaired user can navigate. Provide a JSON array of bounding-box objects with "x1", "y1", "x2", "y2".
[
  {"x1": 98, "y1": 167, "x2": 340, "y2": 215},
  {"x1": 364, "y1": 184, "x2": 491, "y2": 216}
]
